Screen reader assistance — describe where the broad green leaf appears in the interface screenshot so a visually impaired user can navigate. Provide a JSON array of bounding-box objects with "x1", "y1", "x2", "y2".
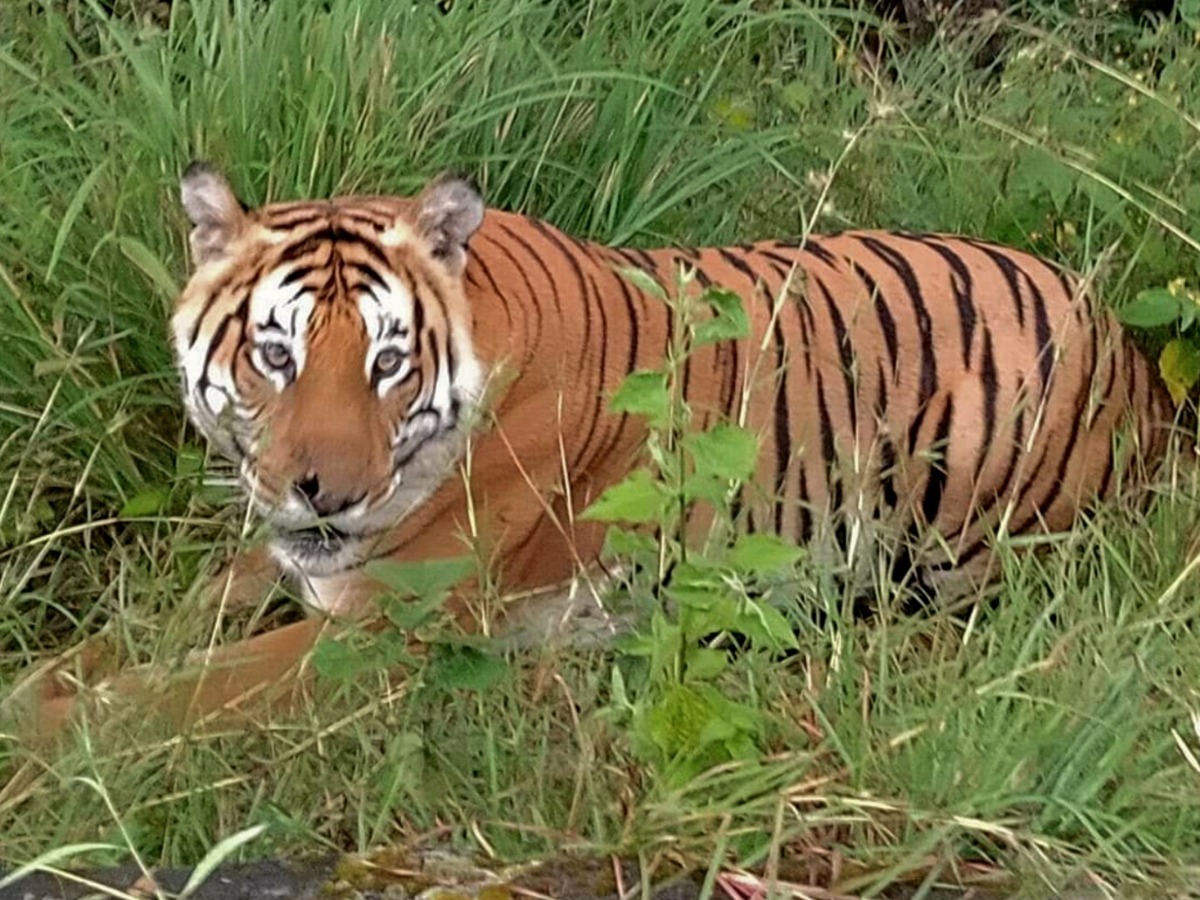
[
  {"x1": 780, "y1": 81, "x2": 812, "y2": 113},
  {"x1": 650, "y1": 609, "x2": 683, "y2": 681},
  {"x1": 709, "y1": 94, "x2": 755, "y2": 132},
  {"x1": 693, "y1": 287, "x2": 750, "y2": 346},
  {"x1": 680, "y1": 594, "x2": 741, "y2": 639},
  {"x1": 645, "y1": 683, "x2": 714, "y2": 757},
  {"x1": 381, "y1": 591, "x2": 448, "y2": 631},
  {"x1": 119, "y1": 488, "x2": 167, "y2": 518},
  {"x1": 430, "y1": 645, "x2": 508, "y2": 691},
  {"x1": 175, "y1": 445, "x2": 206, "y2": 478},
  {"x1": 1011, "y1": 149, "x2": 1076, "y2": 208},
  {"x1": 618, "y1": 265, "x2": 668, "y2": 300},
  {"x1": 312, "y1": 637, "x2": 367, "y2": 681},
  {"x1": 734, "y1": 600, "x2": 799, "y2": 652},
  {"x1": 1159, "y1": 338, "x2": 1200, "y2": 404},
  {"x1": 1118, "y1": 288, "x2": 1184, "y2": 328},
  {"x1": 684, "y1": 424, "x2": 758, "y2": 482},
  {"x1": 365, "y1": 556, "x2": 476, "y2": 600},
  {"x1": 727, "y1": 533, "x2": 804, "y2": 574},
  {"x1": 604, "y1": 525, "x2": 658, "y2": 558},
  {"x1": 610, "y1": 369, "x2": 670, "y2": 425},
  {"x1": 581, "y1": 468, "x2": 669, "y2": 523},
  {"x1": 685, "y1": 647, "x2": 728, "y2": 681}
]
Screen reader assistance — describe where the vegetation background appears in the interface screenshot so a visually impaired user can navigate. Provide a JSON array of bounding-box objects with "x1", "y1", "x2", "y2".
[{"x1": 3, "y1": 0, "x2": 1200, "y2": 895}]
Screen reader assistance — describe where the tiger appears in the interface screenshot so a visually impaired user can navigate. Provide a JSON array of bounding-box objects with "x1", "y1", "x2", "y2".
[{"x1": 21, "y1": 162, "x2": 1173, "y2": 738}]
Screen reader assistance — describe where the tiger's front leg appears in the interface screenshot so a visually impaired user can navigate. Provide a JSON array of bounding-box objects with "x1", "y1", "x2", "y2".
[{"x1": 7, "y1": 546, "x2": 389, "y2": 744}]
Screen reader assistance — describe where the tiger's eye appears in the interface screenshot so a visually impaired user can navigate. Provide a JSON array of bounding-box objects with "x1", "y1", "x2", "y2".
[
  {"x1": 373, "y1": 348, "x2": 406, "y2": 379},
  {"x1": 260, "y1": 342, "x2": 293, "y2": 372}
]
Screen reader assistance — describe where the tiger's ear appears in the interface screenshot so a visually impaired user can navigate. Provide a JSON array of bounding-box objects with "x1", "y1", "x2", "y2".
[
  {"x1": 180, "y1": 161, "x2": 248, "y2": 267},
  {"x1": 416, "y1": 172, "x2": 484, "y2": 274}
]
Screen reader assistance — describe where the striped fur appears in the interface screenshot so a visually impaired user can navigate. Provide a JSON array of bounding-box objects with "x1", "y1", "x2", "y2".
[{"x1": 174, "y1": 166, "x2": 1172, "y2": 619}]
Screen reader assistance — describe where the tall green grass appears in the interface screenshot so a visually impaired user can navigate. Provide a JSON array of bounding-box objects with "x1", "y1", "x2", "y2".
[{"x1": 3, "y1": 0, "x2": 1200, "y2": 895}]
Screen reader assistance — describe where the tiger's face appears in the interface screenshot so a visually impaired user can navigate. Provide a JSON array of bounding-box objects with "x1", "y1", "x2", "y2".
[{"x1": 171, "y1": 164, "x2": 486, "y2": 577}]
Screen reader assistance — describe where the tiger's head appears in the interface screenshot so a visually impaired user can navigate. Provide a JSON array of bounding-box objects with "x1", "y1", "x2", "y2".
[{"x1": 172, "y1": 164, "x2": 487, "y2": 577}]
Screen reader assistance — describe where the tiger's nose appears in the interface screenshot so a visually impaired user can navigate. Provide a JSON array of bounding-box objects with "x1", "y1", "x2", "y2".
[{"x1": 295, "y1": 473, "x2": 361, "y2": 517}]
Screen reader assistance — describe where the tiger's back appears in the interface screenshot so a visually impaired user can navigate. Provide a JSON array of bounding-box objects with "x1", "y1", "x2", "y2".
[{"x1": 460, "y1": 216, "x2": 1171, "y2": 595}]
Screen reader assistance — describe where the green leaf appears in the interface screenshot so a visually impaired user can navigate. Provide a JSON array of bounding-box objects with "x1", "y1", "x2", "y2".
[
  {"x1": 365, "y1": 556, "x2": 476, "y2": 600},
  {"x1": 727, "y1": 533, "x2": 804, "y2": 574},
  {"x1": 610, "y1": 370, "x2": 670, "y2": 425},
  {"x1": 312, "y1": 638, "x2": 369, "y2": 681},
  {"x1": 734, "y1": 600, "x2": 799, "y2": 652},
  {"x1": 1011, "y1": 149, "x2": 1075, "y2": 208},
  {"x1": 780, "y1": 81, "x2": 812, "y2": 113},
  {"x1": 650, "y1": 609, "x2": 683, "y2": 681},
  {"x1": 118, "y1": 236, "x2": 179, "y2": 300},
  {"x1": 604, "y1": 526, "x2": 658, "y2": 558},
  {"x1": 581, "y1": 468, "x2": 669, "y2": 523},
  {"x1": 380, "y1": 591, "x2": 448, "y2": 631},
  {"x1": 708, "y1": 94, "x2": 755, "y2": 132},
  {"x1": 175, "y1": 445, "x2": 205, "y2": 478},
  {"x1": 693, "y1": 287, "x2": 750, "y2": 347},
  {"x1": 429, "y1": 645, "x2": 508, "y2": 691},
  {"x1": 119, "y1": 488, "x2": 168, "y2": 518},
  {"x1": 179, "y1": 825, "x2": 267, "y2": 899},
  {"x1": 1118, "y1": 288, "x2": 1184, "y2": 328},
  {"x1": 685, "y1": 647, "x2": 728, "y2": 681},
  {"x1": 618, "y1": 265, "x2": 668, "y2": 300},
  {"x1": 684, "y1": 424, "x2": 758, "y2": 482},
  {"x1": 1159, "y1": 338, "x2": 1200, "y2": 404},
  {"x1": 46, "y1": 160, "x2": 107, "y2": 283},
  {"x1": 645, "y1": 683, "x2": 714, "y2": 757}
]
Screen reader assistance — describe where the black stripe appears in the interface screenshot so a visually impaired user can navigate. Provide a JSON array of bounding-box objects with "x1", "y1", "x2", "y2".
[
  {"x1": 281, "y1": 265, "x2": 317, "y2": 288},
  {"x1": 348, "y1": 261, "x2": 387, "y2": 289},
  {"x1": 198, "y1": 295, "x2": 249, "y2": 397},
  {"x1": 993, "y1": 402, "x2": 1026, "y2": 508},
  {"x1": 529, "y1": 220, "x2": 608, "y2": 472},
  {"x1": 722, "y1": 333, "x2": 740, "y2": 418},
  {"x1": 717, "y1": 248, "x2": 759, "y2": 285},
  {"x1": 772, "y1": 316, "x2": 791, "y2": 534},
  {"x1": 800, "y1": 237, "x2": 838, "y2": 267},
  {"x1": 920, "y1": 396, "x2": 954, "y2": 525},
  {"x1": 899, "y1": 235, "x2": 977, "y2": 370},
  {"x1": 586, "y1": 264, "x2": 648, "y2": 473},
  {"x1": 676, "y1": 255, "x2": 712, "y2": 288},
  {"x1": 574, "y1": 270, "x2": 611, "y2": 474},
  {"x1": 816, "y1": 374, "x2": 844, "y2": 550},
  {"x1": 812, "y1": 274, "x2": 858, "y2": 436},
  {"x1": 966, "y1": 239, "x2": 1026, "y2": 329},
  {"x1": 796, "y1": 467, "x2": 812, "y2": 543},
  {"x1": 475, "y1": 234, "x2": 541, "y2": 366},
  {"x1": 756, "y1": 248, "x2": 800, "y2": 274},
  {"x1": 1024, "y1": 322, "x2": 1099, "y2": 519},
  {"x1": 875, "y1": 362, "x2": 898, "y2": 510},
  {"x1": 499, "y1": 221, "x2": 563, "y2": 319},
  {"x1": 975, "y1": 326, "x2": 999, "y2": 481},
  {"x1": 849, "y1": 260, "x2": 898, "y2": 378},
  {"x1": 265, "y1": 210, "x2": 324, "y2": 229},
  {"x1": 1017, "y1": 263, "x2": 1055, "y2": 399},
  {"x1": 856, "y1": 235, "x2": 937, "y2": 414}
]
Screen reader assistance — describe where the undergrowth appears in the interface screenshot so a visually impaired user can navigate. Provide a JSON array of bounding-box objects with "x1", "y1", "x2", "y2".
[{"x1": 3, "y1": 0, "x2": 1200, "y2": 896}]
